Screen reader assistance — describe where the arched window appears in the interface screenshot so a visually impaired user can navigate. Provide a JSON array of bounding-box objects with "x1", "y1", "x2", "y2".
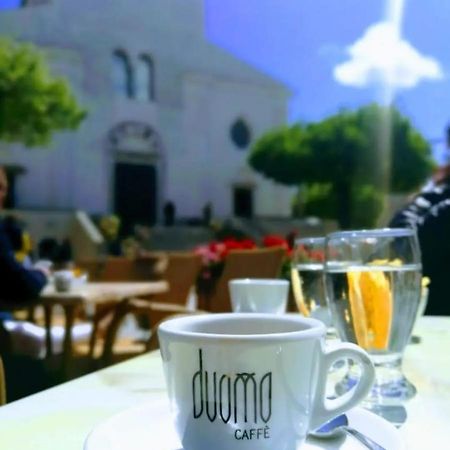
[
  {"x1": 136, "y1": 54, "x2": 155, "y2": 102},
  {"x1": 112, "y1": 50, "x2": 134, "y2": 98}
]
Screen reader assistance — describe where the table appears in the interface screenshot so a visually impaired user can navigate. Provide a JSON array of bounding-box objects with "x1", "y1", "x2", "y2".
[
  {"x1": 0, "y1": 281, "x2": 169, "y2": 377},
  {"x1": 40, "y1": 281, "x2": 169, "y2": 306},
  {"x1": 0, "y1": 316, "x2": 448, "y2": 449}
]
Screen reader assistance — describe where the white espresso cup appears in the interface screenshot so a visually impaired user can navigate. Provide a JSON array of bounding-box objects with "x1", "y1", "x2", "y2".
[
  {"x1": 53, "y1": 270, "x2": 74, "y2": 292},
  {"x1": 229, "y1": 278, "x2": 289, "y2": 314},
  {"x1": 158, "y1": 313, "x2": 375, "y2": 450}
]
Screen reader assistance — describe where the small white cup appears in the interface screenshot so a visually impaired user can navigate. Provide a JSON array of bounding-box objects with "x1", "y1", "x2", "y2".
[
  {"x1": 229, "y1": 278, "x2": 289, "y2": 314},
  {"x1": 158, "y1": 313, "x2": 375, "y2": 450},
  {"x1": 53, "y1": 270, "x2": 75, "y2": 292}
]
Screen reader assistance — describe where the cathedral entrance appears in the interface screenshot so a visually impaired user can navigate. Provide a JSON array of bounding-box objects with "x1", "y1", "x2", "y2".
[
  {"x1": 113, "y1": 162, "x2": 157, "y2": 234},
  {"x1": 108, "y1": 121, "x2": 165, "y2": 235}
]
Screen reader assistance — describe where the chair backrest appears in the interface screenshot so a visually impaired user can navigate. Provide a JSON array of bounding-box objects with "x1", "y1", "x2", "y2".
[
  {"x1": 101, "y1": 257, "x2": 148, "y2": 281},
  {"x1": 207, "y1": 247, "x2": 286, "y2": 313},
  {"x1": 157, "y1": 252, "x2": 202, "y2": 305},
  {"x1": 76, "y1": 259, "x2": 103, "y2": 281},
  {"x1": 77, "y1": 255, "x2": 166, "y2": 282}
]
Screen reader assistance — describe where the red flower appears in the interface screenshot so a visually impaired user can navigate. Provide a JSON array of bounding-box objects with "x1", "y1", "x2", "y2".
[
  {"x1": 221, "y1": 237, "x2": 256, "y2": 256},
  {"x1": 196, "y1": 238, "x2": 258, "y2": 265},
  {"x1": 240, "y1": 239, "x2": 257, "y2": 249},
  {"x1": 263, "y1": 235, "x2": 289, "y2": 250}
]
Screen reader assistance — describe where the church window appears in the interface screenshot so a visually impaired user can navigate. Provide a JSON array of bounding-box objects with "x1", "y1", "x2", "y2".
[
  {"x1": 136, "y1": 54, "x2": 155, "y2": 102},
  {"x1": 112, "y1": 50, "x2": 134, "y2": 98},
  {"x1": 230, "y1": 119, "x2": 251, "y2": 149}
]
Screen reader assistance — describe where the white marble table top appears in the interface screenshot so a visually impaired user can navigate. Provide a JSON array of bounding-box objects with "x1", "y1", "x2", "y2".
[
  {"x1": 0, "y1": 316, "x2": 448, "y2": 449},
  {"x1": 40, "y1": 281, "x2": 169, "y2": 305}
]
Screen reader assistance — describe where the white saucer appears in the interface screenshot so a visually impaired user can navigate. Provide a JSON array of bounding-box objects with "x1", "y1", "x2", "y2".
[{"x1": 84, "y1": 400, "x2": 404, "y2": 450}]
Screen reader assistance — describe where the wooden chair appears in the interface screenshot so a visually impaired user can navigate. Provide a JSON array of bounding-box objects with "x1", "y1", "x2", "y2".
[
  {"x1": 0, "y1": 299, "x2": 96, "y2": 402},
  {"x1": 75, "y1": 254, "x2": 168, "y2": 356},
  {"x1": 147, "y1": 252, "x2": 201, "y2": 306},
  {"x1": 99, "y1": 300, "x2": 207, "y2": 365},
  {"x1": 21, "y1": 256, "x2": 160, "y2": 354},
  {"x1": 77, "y1": 254, "x2": 167, "y2": 282},
  {"x1": 98, "y1": 252, "x2": 203, "y2": 366},
  {"x1": 12, "y1": 297, "x2": 97, "y2": 375},
  {"x1": 202, "y1": 247, "x2": 286, "y2": 313}
]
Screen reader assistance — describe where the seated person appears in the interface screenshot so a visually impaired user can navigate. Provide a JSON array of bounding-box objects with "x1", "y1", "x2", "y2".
[
  {"x1": 0, "y1": 168, "x2": 47, "y2": 309},
  {"x1": 0, "y1": 223, "x2": 47, "y2": 303},
  {"x1": 0, "y1": 168, "x2": 50, "y2": 400},
  {"x1": 389, "y1": 164, "x2": 450, "y2": 315}
]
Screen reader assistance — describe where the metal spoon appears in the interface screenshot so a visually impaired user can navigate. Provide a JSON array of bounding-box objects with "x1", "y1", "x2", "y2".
[{"x1": 311, "y1": 414, "x2": 387, "y2": 450}]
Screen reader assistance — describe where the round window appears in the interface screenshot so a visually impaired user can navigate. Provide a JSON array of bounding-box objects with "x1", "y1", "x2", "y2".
[{"x1": 230, "y1": 119, "x2": 251, "y2": 149}]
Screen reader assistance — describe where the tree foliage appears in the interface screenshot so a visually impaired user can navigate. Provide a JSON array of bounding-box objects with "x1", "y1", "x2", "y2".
[
  {"x1": 249, "y1": 104, "x2": 434, "y2": 228},
  {"x1": 0, "y1": 38, "x2": 86, "y2": 147},
  {"x1": 302, "y1": 183, "x2": 384, "y2": 229}
]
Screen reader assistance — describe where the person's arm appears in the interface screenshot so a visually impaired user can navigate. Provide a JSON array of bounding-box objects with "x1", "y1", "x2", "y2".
[
  {"x1": 389, "y1": 189, "x2": 447, "y2": 230},
  {"x1": 416, "y1": 200, "x2": 450, "y2": 270},
  {"x1": 0, "y1": 233, "x2": 47, "y2": 302}
]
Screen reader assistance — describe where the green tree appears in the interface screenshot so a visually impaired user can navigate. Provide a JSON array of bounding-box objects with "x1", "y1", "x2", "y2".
[
  {"x1": 249, "y1": 104, "x2": 434, "y2": 229},
  {"x1": 0, "y1": 38, "x2": 86, "y2": 147},
  {"x1": 302, "y1": 183, "x2": 384, "y2": 229}
]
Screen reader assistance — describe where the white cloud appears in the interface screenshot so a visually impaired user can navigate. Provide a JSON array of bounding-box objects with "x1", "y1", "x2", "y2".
[{"x1": 334, "y1": 22, "x2": 443, "y2": 90}]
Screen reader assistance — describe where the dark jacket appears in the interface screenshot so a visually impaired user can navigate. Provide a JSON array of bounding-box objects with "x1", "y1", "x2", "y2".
[
  {"x1": 389, "y1": 180, "x2": 450, "y2": 315},
  {"x1": 0, "y1": 222, "x2": 47, "y2": 303}
]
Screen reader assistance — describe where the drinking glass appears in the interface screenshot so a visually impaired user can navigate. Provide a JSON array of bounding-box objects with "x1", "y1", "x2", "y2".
[
  {"x1": 291, "y1": 237, "x2": 331, "y2": 326},
  {"x1": 324, "y1": 228, "x2": 422, "y2": 408}
]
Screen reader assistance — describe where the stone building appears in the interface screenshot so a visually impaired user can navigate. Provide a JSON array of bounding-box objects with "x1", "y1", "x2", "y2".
[{"x1": 0, "y1": 0, "x2": 294, "y2": 232}]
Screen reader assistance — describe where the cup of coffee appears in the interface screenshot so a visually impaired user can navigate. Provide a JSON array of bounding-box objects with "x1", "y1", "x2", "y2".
[
  {"x1": 229, "y1": 278, "x2": 289, "y2": 314},
  {"x1": 53, "y1": 270, "x2": 75, "y2": 292},
  {"x1": 158, "y1": 313, "x2": 375, "y2": 450}
]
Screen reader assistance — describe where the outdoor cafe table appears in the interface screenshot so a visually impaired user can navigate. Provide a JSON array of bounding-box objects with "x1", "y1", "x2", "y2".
[
  {"x1": 0, "y1": 316, "x2": 448, "y2": 449},
  {"x1": 0, "y1": 281, "x2": 169, "y2": 377}
]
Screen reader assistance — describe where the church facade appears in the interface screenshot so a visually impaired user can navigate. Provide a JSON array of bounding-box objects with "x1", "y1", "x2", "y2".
[{"x1": 0, "y1": 0, "x2": 294, "y2": 229}]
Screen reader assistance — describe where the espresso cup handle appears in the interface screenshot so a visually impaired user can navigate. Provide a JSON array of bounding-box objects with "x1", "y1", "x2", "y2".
[{"x1": 309, "y1": 342, "x2": 375, "y2": 430}]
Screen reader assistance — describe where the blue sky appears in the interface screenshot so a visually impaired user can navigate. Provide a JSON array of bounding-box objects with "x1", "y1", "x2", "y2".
[
  {"x1": 0, "y1": 0, "x2": 19, "y2": 9},
  {"x1": 2, "y1": 0, "x2": 450, "y2": 159},
  {"x1": 206, "y1": 0, "x2": 450, "y2": 159}
]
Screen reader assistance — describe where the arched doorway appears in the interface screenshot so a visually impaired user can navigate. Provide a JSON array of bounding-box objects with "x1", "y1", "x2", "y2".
[{"x1": 108, "y1": 122, "x2": 164, "y2": 235}]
